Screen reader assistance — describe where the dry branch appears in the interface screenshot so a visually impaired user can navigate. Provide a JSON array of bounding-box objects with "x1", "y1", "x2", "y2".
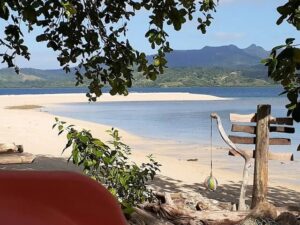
[{"x1": 211, "y1": 113, "x2": 251, "y2": 211}]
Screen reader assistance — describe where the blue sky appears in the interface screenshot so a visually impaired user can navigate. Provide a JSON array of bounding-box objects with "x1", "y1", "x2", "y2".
[{"x1": 1, "y1": 0, "x2": 299, "y2": 69}]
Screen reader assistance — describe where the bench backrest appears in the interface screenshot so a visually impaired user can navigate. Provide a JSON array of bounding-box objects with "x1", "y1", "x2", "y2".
[{"x1": 227, "y1": 111, "x2": 295, "y2": 161}]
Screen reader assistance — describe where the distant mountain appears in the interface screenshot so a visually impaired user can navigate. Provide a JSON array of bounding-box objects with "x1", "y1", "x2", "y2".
[
  {"x1": 147, "y1": 44, "x2": 269, "y2": 67},
  {"x1": 243, "y1": 44, "x2": 270, "y2": 59},
  {"x1": 0, "y1": 44, "x2": 273, "y2": 88}
]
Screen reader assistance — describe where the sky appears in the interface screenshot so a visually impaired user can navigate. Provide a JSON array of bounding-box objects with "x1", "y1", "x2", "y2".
[{"x1": 0, "y1": 0, "x2": 299, "y2": 69}]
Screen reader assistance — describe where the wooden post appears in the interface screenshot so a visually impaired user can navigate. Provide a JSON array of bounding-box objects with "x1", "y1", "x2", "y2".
[{"x1": 251, "y1": 105, "x2": 271, "y2": 209}]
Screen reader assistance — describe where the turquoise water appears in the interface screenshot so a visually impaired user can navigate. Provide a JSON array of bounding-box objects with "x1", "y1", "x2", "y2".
[{"x1": 46, "y1": 87, "x2": 300, "y2": 158}]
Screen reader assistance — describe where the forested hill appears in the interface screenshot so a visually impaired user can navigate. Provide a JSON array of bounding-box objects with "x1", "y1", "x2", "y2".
[
  {"x1": 0, "y1": 44, "x2": 273, "y2": 88},
  {"x1": 147, "y1": 44, "x2": 269, "y2": 67}
]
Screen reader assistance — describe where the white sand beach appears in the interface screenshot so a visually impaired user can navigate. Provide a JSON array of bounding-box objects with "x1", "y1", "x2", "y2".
[{"x1": 0, "y1": 93, "x2": 299, "y2": 207}]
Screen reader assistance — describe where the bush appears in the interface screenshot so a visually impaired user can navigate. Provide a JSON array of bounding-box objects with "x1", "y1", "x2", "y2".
[{"x1": 54, "y1": 118, "x2": 160, "y2": 214}]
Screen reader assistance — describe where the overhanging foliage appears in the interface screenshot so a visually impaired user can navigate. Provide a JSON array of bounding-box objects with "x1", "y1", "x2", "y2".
[
  {"x1": 264, "y1": 0, "x2": 300, "y2": 121},
  {"x1": 0, "y1": 0, "x2": 217, "y2": 100}
]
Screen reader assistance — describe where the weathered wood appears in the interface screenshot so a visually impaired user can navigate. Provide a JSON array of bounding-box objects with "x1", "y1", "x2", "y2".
[
  {"x1": 270, "y1": 126, "x2": 295, "y2": 133},
  {"x1": 269, "y1": 117, "x2": 293, "y2": 125},
  {"x1": 143, "y1": 203, "x2": 198, "y2": 225},
  {"x1": 229, "y1": 136, "x2": 255, "y2": 144},
  {"x1": 230, "y1": 113, "x2": 293, "y2": 125},
  {"x1": 229, "y1": 135, "x2": 291, "y2": 145},
  {"x1": 142, "y1": 203, "x2": 247, "y2": 225},
  {"x1": 211, "y1": 113, "x2": 251, "y2": 211},
  {"x1": 231, "y1": 124, "x2": 295, "y2": 134},
  {"x1": 230, "y1": 113, "x2": 256, "y2": 123},
  {"x1": 0, "y1": 143, "x2": 24, "y2": 153},
  {"x1": 269, "y1": 138, "x2": 291, "y2": 145},
  {"x1": 165, "y1": 193, "x2": 175, "y2": 206},
  {"x1": 0, "y1": 153, "x2": 35, "y2": 164},
  {"x1": 130, "y1": 207, "x2": 171, "y2": 225},
  {"x1": 251, "y1": 105, "x2": 270, "y2": 209},
  {"x1": 231, "y1": 124, "x2": 256, "y2": 134},
  {"x1": 193, "y1": 211, "x2": 247, "y2": 224},
  {"x1": 228, "y1": 149, "x2": 294, "y2": 161}
]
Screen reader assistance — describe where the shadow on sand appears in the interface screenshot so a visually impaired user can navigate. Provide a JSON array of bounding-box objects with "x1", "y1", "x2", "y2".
[
  {"x1": 1, "y1": 156, "x2": 299, "y2": 209},
  {"x1": 0, "y1": 156, "x2": 82, "y2": 172},
  {"x1": 153, "y1": 175, "x2": 300, "y2": 208}
]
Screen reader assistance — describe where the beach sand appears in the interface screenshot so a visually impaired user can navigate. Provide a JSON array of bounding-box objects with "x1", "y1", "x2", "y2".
[{"x1": 0, "y1": 93, "x2": 299, "y2": 208}]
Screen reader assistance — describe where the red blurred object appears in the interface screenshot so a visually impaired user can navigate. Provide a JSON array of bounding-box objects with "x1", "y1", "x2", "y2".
[{"x1": 0, "y1": 171, "x2": 127, "y2": 225}]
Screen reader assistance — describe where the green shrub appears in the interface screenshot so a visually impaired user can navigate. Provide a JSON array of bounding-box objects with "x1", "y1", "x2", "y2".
[{"x1": 54, "y1": 118, "x2": 160, "y2": 214}]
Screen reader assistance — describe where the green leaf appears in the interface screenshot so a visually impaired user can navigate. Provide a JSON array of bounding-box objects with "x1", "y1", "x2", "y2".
[
  {"x1": 92, "y1": 139, "x2": 105, "y2": 147},
  {"x1": 286, "y1": 38, "x2": 295, "y2": 45},
  {"x1": 292, "y1": 103, "x2": 300, "y2": 122},
  {"x1": 67, "y1": 132, "x2": 73, "y2": 140},
  {"x1": 293, "y1": 48, "x2": 300, "y2": 63},
  {"x1": 22, "y1": 6, "x2": 37, "y2": 22},
  {"x1": 78, "y1": 134, "x2": 89, "y2": 144},
  {"x1": 121, "y1": 204, "x2": 135, "y2": 215},
  {"x1": 286, "y1": 102, "x2": 297, "y2": 110},
  {"x1": 72, "y1": 147, "x2": 80, "y2": 164},
  {"x1": 62, "y1": 2, "x2": 77, "y2": 17},
  {"x1": 36, "y1": 34, "x2": 48, "y2": 42},
  {"x1": 261, "y1": 58, "x2": 271, "y2": 64},
  {"x1": 58, "y1": 125, "x2": 63, "y2": 131},
  {"x1": 0, "y1": 1, "x2": 9, "y2": 20}
]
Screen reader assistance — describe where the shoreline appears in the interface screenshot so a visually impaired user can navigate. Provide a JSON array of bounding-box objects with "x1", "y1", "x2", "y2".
[
  {"x1": 0, "y1": 92, "x2": 229, "y2": 157},
  {"x1": 0, "y1": 93, "x2": 299, "y2": 201},
  {"x1": 0, "y1": 92, "x2": 231, "y2": 106}
]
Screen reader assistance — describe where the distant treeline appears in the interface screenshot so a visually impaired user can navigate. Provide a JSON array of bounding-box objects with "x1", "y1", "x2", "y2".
[
  {"x1": 0, "y1": 65, "x2": 274, "y2": 88},
  {"x1": 133, "y1": 66, "x2": 274, "y2": 87}
]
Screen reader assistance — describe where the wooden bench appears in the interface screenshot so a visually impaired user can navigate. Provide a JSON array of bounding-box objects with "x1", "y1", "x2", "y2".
[
  {"x1": 211, "y1": 104, "x2": 297, "y2": 210},
  {"x1": 228, "y1": 105, "x2": 296, "y2": 208},
  {"x1": 229, "y1": 111, "x2": 295, "y2": 161}
]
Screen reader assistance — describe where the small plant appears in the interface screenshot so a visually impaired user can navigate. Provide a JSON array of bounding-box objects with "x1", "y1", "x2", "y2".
[{"x1": 53, "y1": 118, "x2": 160, "y2": 214}]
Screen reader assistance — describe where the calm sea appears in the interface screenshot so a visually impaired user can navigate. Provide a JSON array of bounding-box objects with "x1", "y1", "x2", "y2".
[
  {"x1": 1, "y1": 87, "x2": 297, "y2": 156},
  {"x1": 32, "y1": 86, "x2": 300, "y2": 158},
  {"x1": 0, "y1": 86, "x2": 284, "y2": 97}
]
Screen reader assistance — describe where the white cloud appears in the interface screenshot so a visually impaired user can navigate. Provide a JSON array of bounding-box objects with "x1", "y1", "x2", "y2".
[{"x1": 213, "y1": 32, "x2": 245, "y2": 41}]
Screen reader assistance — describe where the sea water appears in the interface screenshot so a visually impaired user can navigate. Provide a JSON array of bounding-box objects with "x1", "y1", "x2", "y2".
[{"x1": 44, "y1": 87, "x2": 300, "y2": 158}]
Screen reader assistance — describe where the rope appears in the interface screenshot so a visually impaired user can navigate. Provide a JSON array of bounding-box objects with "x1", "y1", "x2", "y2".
[{"x1": 210, "y1": 116, "x2": 213, "y2": 176}]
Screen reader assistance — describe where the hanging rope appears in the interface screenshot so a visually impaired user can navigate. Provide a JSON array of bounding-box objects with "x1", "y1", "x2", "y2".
[
  {"x1": 210, "y1": 116, "x2": 213, "y2": 176},
  {"x1": 204, "y1": 114, "x2": 218, "y2": 191}
]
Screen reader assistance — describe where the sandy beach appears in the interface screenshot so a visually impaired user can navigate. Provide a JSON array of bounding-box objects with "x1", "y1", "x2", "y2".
[{"x1": 0, "y1": 93, "x2": 299, "y2": 208}]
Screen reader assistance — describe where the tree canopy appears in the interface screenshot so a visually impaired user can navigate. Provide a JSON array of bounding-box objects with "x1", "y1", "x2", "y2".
[
  {"x1": 264, "y1": 0, "x2": 300, "y2": 121},
  {"x1": 0, "y1": 0, "x2": 216, "y2": 100}
]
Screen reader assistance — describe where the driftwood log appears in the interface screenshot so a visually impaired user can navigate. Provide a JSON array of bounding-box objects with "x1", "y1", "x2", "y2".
[
  {"x1": 0, "y1": 143, "x2": 23, "y2": 153},
  {"x1": 0, "y1": 143, "x2": 35, "y2": 164},
  {"x1": 130, "y1": 204, "x2": 248, "y2": 225},
  {"x1": 129, "y1": 192, "x2": 249, "y2": 225},
  {"x1": 129, "y1": 192, "x2": 300, "y2": 225},
  {"x1": 0, "y1": 153, "x2": 35, "y2": 164}
]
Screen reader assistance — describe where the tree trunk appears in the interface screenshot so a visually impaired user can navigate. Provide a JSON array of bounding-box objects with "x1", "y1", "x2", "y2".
[{"x1": 251, "y1": 105, "x2": 270, "y2": 209}]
